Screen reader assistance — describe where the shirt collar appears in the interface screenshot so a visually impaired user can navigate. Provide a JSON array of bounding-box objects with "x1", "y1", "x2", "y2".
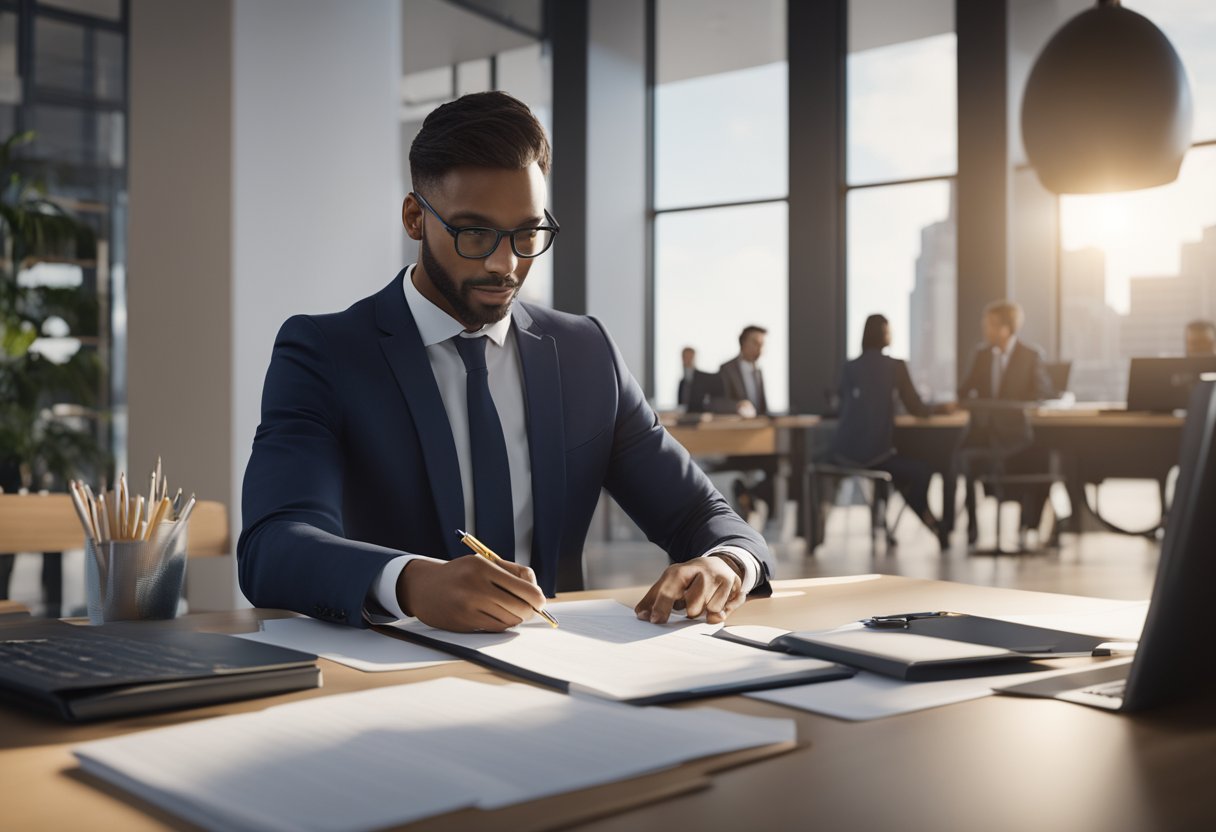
[
  {"x1": 402, "y1": 263, "x2": 513, "y2": 348},
  {"x1": 992, "y1": 335, "x2": 1018, "y2": 357}
]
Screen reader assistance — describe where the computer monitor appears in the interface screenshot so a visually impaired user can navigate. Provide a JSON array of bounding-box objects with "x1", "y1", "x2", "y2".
[
  {"x1": 686, "y1": 371, "x2": 732, "y2": 414},
  {"x1": 1126, "y1": 356, "x2": 1216, "y2": 412},
  {"x1": 999, "y1": 379, "x2": 1216, "y2": 711}
]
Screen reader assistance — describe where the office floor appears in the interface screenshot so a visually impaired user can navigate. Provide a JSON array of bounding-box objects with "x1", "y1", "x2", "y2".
[
  {"x1": 3, "y1": 480, "x2": 1162, "y2": 617},
  {"x1": 586, "y1": 477, "x2": 1163, "y2": 603}
]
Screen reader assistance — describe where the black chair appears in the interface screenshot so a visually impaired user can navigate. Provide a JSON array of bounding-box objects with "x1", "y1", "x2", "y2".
[
  {"x1": 804, "y1": 460, "x2": 906, "y2": 553},
  {"x1": 954, "y1": 401, "x2": 1064, "y2": 553}
]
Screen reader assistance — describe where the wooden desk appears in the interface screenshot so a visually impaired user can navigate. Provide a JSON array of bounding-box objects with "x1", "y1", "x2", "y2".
[
  {"x1": 4, "y1": 576, "x2": 1214, "y2": 831},
  {"x1": 887, "y1": 410, "x2": 1185, "y2": 534},
  {"x1": 662, "y1": 416, "x2": 822, "y2": 534}
]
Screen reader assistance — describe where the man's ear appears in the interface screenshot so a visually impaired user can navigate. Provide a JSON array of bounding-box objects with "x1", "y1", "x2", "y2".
[{"x1": 402, "y1": 194, "x2": 424, "y2": 241}]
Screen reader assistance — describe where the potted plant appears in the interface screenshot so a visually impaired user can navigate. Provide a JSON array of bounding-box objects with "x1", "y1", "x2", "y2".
[{"x1": 0, "y1": 131, "x2": 108, "y2": 494}]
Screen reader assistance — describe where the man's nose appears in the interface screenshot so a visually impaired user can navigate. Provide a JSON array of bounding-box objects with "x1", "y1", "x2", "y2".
[{"x1": 484, "y1": 236, "x2": 518, "y2": 277}]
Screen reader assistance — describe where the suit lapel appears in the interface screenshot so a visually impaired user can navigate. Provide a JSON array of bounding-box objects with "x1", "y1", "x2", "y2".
[
  {"x1": 375, "y1": 272, "x2": 466, "y2": 558},
  {"x1": 513, "y1": 304, "x2": 567, "y2": 595}
]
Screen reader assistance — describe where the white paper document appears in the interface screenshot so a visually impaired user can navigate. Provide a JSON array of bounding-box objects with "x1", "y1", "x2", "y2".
[
  {"x1": 747, "y1": 666, "x2": 1068, "y2": 721},
  {"x1": 388, "y1": 599, "x2": 845, "y2": 702},
  {"x1": 232, "y1": 616, "x2": 455, "y2": 672},
  {"x1": 73, "y1": 678, "x2": 796, "y2": 832}
]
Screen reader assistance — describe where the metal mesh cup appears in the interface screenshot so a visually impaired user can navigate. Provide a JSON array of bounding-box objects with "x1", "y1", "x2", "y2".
[{"x1": 84, "y1": 523, "x2": 188, "y2": 624}]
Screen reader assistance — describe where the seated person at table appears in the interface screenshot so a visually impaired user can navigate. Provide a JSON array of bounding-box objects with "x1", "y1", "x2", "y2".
[
  {"x1": 826, "y1": 314, "x2": 952, "y2": 547},
  {"x1": 238, "y1": 92, "x2": 772, "y2": 634},
  {"x1": 1185, "y1": 319, "x2": 1216, "y2": 358},
  {"x1": 953, "y1": 300, "x2": 1054, "y2": 544},
  {"x1": 719, "y1": 326, "x2": 769, "y2": 418}
]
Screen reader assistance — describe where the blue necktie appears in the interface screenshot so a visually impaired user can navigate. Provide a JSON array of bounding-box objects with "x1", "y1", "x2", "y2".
[{"x1": 453, "y1": 335, "x2": 515, "y2": 560}]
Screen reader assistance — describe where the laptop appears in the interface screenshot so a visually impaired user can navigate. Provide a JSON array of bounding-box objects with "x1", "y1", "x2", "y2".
[
  {"x1": 997, "y1": 379, "x2": 1216, "y2": 711},
  {"x1": 1124, "y1": 356, "x2": 1216, "y2": 413},
  {"x1": 0, "y1": 618, "x2": 320, "y2": 722},
  {"x1": 1044, "y1": 361, "x2": 1071, "y2": 398}
]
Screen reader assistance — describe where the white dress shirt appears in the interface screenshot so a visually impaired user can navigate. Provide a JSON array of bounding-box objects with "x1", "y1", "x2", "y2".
[
  {"x1": 739, "y1": 360, "x2": 760, "y2": 406},
  {"x1": 990, "y1": 335, "x2": 1017, "y2": 395},
  {"x1": 370, "y1": 265, "x2": 763, "y2": 620}
]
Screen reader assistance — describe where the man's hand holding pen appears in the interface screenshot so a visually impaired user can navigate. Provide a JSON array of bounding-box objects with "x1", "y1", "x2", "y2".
[{"x1": 397, "y1": 555, "x2": 548, "y2": 633}]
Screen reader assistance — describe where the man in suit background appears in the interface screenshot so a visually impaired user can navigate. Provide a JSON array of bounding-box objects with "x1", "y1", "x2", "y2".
[
  {"x1": 677, "y1": 347, "x2": 696, "y2": 406},
  {"x1": 1185, "y1": 319, "x2": 1216, "y2": 357},
  {"x1": 677, "y1": 346, "x2": 724, "y2": 412},
  {"x1": 719, "y1": 326, "x2": 768, "y2": 417},
  {"x1": 239, "y1": 92, "x2": 771, "y2": 633},
  {"x1": 951, "y1": 300, "x2": 1054, "y2": 545}
]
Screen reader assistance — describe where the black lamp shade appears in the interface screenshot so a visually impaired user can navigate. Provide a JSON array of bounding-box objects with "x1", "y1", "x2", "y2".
[{"x1": 1021, "y1": 3, "x2": 1193, "y2": 194}]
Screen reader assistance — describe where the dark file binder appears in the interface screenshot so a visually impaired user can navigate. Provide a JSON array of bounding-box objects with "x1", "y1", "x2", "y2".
[
  {"x1": 0, "y1": 618, "x2": 320, "y2": 722},
  {"x1": 717, "y1": 613, "x2": 1116, "y2": 682}
]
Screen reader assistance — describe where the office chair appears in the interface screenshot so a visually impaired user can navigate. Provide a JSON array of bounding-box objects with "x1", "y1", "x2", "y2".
[
  {"x1": 803, "y1": 459, "x2": 906, "y2": 554},
  {"x1": 954, "y1": 402, "x2": 1064, "y2": 554}
]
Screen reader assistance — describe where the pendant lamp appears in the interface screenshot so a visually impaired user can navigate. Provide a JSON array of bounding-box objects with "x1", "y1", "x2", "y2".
[{"x1": 1021, "y1": 0, "x2": 1192, "y2": 194}]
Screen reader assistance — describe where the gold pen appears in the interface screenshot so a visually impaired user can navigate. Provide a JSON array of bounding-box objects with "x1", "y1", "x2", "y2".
[{"x1": 456, "y1": 529, "x2": 559, "y2": 628}]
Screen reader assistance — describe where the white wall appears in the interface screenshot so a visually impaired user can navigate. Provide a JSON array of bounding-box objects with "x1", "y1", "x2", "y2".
[
  {"x1": 129, "y1": 0, "x2": 403, "y2": 609},
  {"x1": 231, "y1": 3, "x2": 404, "y2": 589},
  {"x1": 586, "y1": 0, "x2": 648, "y2": 381}
]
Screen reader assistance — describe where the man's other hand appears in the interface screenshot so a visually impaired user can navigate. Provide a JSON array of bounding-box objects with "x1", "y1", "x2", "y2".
[
  {"x1": 399, "y1": 555, "x2": 547, "y2": 632},
  {"x1": 634, "y1": 555, "x2": 745, "y2": 625}
]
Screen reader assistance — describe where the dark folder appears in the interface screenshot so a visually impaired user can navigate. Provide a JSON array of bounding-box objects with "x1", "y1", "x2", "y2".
[
  {"x1": 0, "y1": 618, "x2": 320, "y2": 722},
  {"x1": 718, "y1": 613, "x2": 1114, "y2": 682}
]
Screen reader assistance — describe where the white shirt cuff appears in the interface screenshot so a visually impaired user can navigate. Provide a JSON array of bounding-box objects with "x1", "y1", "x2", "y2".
[
  {"x1": 699, "y1": 545, "x2": 763, "y2": 594},
  {"x1": 368, "y1": 554, "x2": 445, "y2": 621}
]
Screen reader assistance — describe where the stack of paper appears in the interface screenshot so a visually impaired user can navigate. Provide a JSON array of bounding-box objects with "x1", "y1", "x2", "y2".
[
  {"x1": 234, "y1": 616, "x2": 455, "y2": 672},
  {"x1": 389, "y1": 599, "x2": 850, "y2": 703},
  {"x1": 74, "y1": 678, "x2": 796, "y2": 832}
]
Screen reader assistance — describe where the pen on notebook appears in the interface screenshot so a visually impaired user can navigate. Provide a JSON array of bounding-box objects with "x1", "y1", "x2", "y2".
[{"x1": 456, "y1": 529, "x2": 559, "y2": 628}]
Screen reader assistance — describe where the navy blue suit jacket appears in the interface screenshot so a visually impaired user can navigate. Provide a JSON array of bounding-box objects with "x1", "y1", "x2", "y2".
[
  {"x1": 831, "y1": 351, "x2": 931, "y2": 467},
  {"x1": 238, "y1": 270, "x2": 772, "y2": 627}
]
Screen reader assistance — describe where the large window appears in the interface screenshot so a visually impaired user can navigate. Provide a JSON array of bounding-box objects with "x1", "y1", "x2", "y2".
[
  {"x1": 845, "y1": 0, "x2": 956, "y2": 399},
  {"x1": 1035, "y1": 0, "x2": 1216, "y2": 401},
  {"x1": 651, "y1": 0, "x2": 787, "y2": 411},
  {"x1": 0, "y1": 0, "x2": 128, "y2": 473}
]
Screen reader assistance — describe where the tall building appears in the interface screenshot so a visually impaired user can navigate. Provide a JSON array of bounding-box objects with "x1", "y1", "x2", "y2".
[
  {"x1": 909, "y1": 188, "x2": 957, "y2": 399},
  {"x1": 1121, "y1": 227, "x2": 1216, "y2": 360},
  {"x1": 1060, "y1": 246, "x2": 1122, "y2": 400}
]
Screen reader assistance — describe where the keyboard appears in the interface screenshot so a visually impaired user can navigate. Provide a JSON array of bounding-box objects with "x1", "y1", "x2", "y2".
[
  {"x1": 0, "y1": 633, "x2": 223, "y2": 684},
  {"x1": 1080, "y1": 679, "x2": 1127, "y2": 700}
]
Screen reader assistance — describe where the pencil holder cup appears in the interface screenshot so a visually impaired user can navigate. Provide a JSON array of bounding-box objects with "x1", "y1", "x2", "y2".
[{"x1": 85, "y1": 523, "x2": 188, "y2": 624}]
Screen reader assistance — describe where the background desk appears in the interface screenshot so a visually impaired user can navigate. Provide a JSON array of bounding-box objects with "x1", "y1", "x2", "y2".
[
  {"x1": 5, "y1": 576, "x2": 1213, "y2": 831},
  {"x1": 890, "y1": 410, "x2": 1185, "y2": 535}
]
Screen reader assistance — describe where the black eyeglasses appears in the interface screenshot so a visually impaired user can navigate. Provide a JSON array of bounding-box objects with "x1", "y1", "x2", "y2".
[{"x1": 412, "y1": 191, "x2": 560, "y2": 259}]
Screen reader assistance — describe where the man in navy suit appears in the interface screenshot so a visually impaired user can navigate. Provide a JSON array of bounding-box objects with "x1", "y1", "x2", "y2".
[
  {"x1": 238, "y1": 92, "x2": 771, "y2": 633},
  {"x1": 950, "y1": 300, "x2": 1054, "y2": 544}
]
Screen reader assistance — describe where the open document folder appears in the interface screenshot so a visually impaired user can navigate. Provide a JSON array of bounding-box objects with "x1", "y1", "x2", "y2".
[
  {"x1": 73, "y1": 678, "x2": 798, "y2": 832},
  {"x1": 384, "y1": 599, "x2": 852, "y2": 704}
]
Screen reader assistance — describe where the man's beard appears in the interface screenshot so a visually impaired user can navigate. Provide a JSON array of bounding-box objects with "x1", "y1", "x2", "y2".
[{"x1": 421, "y1": 236, "x2": 520, "y2": 327}]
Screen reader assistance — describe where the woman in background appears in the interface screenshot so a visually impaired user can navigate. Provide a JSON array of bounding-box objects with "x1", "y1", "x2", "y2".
[{"x1": 826, "y1": 314, "x2": 952, "y2": 547}]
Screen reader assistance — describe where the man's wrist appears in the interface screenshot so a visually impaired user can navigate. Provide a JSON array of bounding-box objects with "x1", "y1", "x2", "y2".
[{"x1": 708, "y1": 552, "x2": 745, "y2": 581}]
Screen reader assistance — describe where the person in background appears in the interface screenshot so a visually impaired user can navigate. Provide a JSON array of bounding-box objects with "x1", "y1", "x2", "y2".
[
  {"x1": 952, "y1": 299, "x2": 1053, "y2": 546},
  {"x1": 719, "y1": 326, "x2": 768, "y2": 418},
  {"x1": 677, "y1": 347, "x2": 698, "y2": 407},
  {"x1": 827, "y1": 314, "x2": 953, "y2": 548},
  {"x1": 1185, "y1": 319, "x2": 1216, "y2": 358}
]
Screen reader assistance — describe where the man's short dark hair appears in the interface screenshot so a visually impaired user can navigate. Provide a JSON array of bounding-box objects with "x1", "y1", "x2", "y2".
[
  {"x1": 984, "y1": 300, "x2": 1024, "y2": 334},
  {"x1": 1186, "y1": 319, "x2": 1216, "y2": 336},
  {"x1": 409, "y1": 91, "x2": 551, "y2": 192},
  {"x1": 738, "y1": 325, "x2": 767, "y2": 347}
]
